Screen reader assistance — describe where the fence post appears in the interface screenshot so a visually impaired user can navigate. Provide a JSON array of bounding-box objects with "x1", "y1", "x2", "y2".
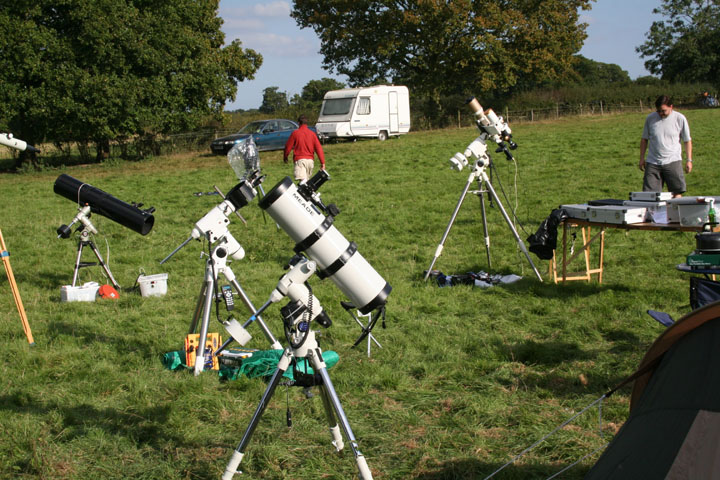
[
  {"x1": 458, "y1": 110, "x2": 461, "y2": 129},
  {"x1": 531, "y1": 109, "x2": 534, "y2": 122},
  {"x1": 505, "y1": 106, "x2": 509, "y2": 122},
  {"x1": 600, "y1": 101, "x2": 604, "y2": 115},
  {"x1": 556, "y1": 103, "x2": 559, "y2": 119},
  {"x1": 639, "y1": 100, "x2": 643, "y2": 112}
]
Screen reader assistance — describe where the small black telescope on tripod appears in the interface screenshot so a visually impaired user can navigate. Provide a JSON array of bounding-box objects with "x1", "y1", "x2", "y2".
[
  {"x1": 54, "y1": 174, "x2": 156, "y2": 288},
  {"x1": 54, "y1": 174, "x2": 155, "y2": 237}
]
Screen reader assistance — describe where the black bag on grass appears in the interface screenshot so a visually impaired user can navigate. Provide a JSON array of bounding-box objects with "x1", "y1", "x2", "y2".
[{"x1": 527, "y1": 208, "x2": 568, "y2": 260}]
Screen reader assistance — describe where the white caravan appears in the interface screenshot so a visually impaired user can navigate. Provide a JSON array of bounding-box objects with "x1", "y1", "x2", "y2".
[{"x1": 316, "y1": 85, "x2": 410, "y2": 141}]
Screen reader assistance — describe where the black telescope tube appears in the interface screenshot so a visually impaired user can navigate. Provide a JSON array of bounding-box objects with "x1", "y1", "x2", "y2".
[{"x1": 53, "y1": 174, "x2": 155, "y2": 235}]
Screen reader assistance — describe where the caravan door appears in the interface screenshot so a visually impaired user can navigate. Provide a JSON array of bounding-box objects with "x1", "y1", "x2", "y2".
[{"x1": 389, "y1": 91, "x2": 399, "y2": 134}]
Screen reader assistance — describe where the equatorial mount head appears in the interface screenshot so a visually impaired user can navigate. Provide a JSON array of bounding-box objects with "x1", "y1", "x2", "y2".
[{"x1": 57, "y1": 204, "x2": 97, "y2": 239}]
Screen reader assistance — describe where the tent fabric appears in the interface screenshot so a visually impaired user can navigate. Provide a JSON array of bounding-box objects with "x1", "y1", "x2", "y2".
[
  {"x1": 585, "y1": 301, "x2": 720, "y2": 479},
  {"x1": 666, "y1": 410, "x2": 720, "y2": 479},
  {"x1": 629, "y1": 301, "x2": 720, "y2": 410}
]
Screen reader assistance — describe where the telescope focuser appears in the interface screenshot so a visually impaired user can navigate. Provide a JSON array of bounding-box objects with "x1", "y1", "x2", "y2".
[{"x1": 297, "y1": 170, "x2": 341, "y2": 218}]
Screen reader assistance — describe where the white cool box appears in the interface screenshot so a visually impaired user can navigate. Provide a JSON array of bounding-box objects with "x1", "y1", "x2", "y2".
[
  {"x1": 137, "y1": 273, "x2": 168, "y2": 297},
  {"x1": 60, "y1": 274, "x2": 168, "y2": 301},
  {"x1": 60, "y1": 282, "x2": 100, "y2": 302},
  {"x1": 665, "y1": 196, "x2": 720, "y2": 226}
]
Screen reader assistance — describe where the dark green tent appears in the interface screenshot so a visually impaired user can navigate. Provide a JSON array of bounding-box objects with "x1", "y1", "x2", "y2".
[{"x1": 586, "y1": 301, "x2": 720, "y2": 479}]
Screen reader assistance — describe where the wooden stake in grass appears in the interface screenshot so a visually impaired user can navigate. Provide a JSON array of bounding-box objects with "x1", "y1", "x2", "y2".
[{"x1": 0, "y1": 229, "x2": 35, "y2": 345}]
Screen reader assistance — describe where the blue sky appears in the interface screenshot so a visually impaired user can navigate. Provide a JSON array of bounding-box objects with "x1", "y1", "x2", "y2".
[{"x1": 218, "y1": 1, "x2": 664, "y2": 111}]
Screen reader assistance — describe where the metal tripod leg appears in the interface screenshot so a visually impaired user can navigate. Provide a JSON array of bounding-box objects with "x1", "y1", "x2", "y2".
[
  {"x1": 188, "y1": 281, "x2": 208, "y2": 335},
  {"x1": 72, "y1": 240, "x2": 119, "y2": 288},
  {"x1": 193, "y1": 268, "x2": 215, "y2": 376},
  {"x1": 480, "y1": 171, "x2": 543, "y2": 282},
  {"x1": 85, "y1": 241, "x2": 120, "y2": 289},
  {"x1": 223, "y1": 349, "x2": 293, "y2": 480},
  {"x1": 424, "y1": 172, "x2": 476, "y2": 281},
  {"x1": 310, "y1": 350, "x2": 373, "y2": 480},
  {"x1": 318, "y1": 382, "x2": 345, "y2": 451},
  {"x1": 71, "y1": 240, "x2": 85, "y2": 287},
  {"x1": 213, "y1": 272, "x2": 283, "y2": 355},
  {"x1": 191, "y1": 261, "x2": 282, "y2": 373},
  {"x1": 477, "y1": 175, "x2": 492, "y2": 269},
  {"x1": 223, "y1": 346, "x2": 373, "y2": 480}
]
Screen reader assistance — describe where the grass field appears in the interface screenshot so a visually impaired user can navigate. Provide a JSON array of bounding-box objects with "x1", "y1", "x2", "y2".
[{"x1": 1, "y1": 108, "x2": 719, "y2": 479}]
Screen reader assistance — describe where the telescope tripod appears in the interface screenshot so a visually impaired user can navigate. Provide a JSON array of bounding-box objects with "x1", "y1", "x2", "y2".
[
  {"x1": 223, "y1": 330, "x2": 373, "y2": 480},
  {"x1": 189, "y1": 239, "x2": 282, "y2": 376},
  {"x1": 72, "y1": 228, "x2": 120, "y2": 289},
  {"x1": 424, "y1": 160, "x2": 543, "y2": 282},
  {"x1": 1, "y1": 229, "x2": 34, "y2": 345}
]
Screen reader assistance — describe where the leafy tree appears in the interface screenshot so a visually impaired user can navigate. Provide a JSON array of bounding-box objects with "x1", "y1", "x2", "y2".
[
  {"x1": 636, "y1": 0, "x2": 720, "y2": 84},
  {"x1": 634, "y1": 75, "x2": 665, "y2": 86},
  {"x1": 289, "y1": 77, "x2": 346, "y2": 110},
  {"x1": 0, "y1": 0, "x2": 261, "y2": 164},
  {"x1": 259, "y1": 86, "x2": 289, "y2": 113},
  {"x1": 291, "y1": 0, "x2": 593, "y2": 100},
  {"x1": 571, "y1": 55, "x2": 631, "y2": 84},
  {"x1": 301, "y1": 78, "x2": 346, "y2": 103}
]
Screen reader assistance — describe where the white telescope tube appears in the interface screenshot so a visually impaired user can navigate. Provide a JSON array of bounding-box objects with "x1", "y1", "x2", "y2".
[
  {"x1": 0, "y1": 133, "x2": 39, "y2": 153},
  {"x1": 259, "y1": 177, "x2": 391, "y2": 314}
]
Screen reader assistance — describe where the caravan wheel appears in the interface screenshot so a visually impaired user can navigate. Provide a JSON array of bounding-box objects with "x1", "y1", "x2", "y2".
[{"x1": 378, "y1": 130, "x2": 389, "y2": 141}]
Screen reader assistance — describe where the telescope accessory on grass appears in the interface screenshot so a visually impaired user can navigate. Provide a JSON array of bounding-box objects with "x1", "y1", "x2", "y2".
[{"x1": 259, "y1": 170, "x2": 391, "y2": 315}]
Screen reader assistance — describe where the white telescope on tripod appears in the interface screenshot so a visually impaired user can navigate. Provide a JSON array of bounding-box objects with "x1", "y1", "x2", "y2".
[
  {"x1": 0, "y1": 133, "x2": 39, "y2": 153},
  {"x1": 424, "y1": 97, "x2": 542, "y2": 282},
  {"x1": 161, "y1": 171, "x2": 283, "y2": 375},
  {"x1": 258, "y1": 171, "x2": 391, "y2": 315}
]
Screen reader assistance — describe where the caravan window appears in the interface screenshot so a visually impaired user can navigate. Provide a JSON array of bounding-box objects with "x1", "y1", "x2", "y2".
[
  {"x1": 356, "y1": 97, "x2": 371, "y2": 115},
  {"x1": 321, "y1": 98, "x2": 354, "y2": 115}
]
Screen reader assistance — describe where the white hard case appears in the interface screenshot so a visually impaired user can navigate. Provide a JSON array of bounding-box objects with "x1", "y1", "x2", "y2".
[
  {"x1": 588, "y1": 205, "x2": 646, "y2": 224},
  {"x1": 560, "y1": 204, "x2": 591, "y2": 220},
  {"x1": 630, "y1": 191, "x2": 674, "y2": 202}
]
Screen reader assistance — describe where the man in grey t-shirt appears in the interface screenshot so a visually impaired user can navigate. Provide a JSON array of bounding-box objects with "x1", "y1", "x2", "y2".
[{"x1": 639, "y1": 95, "x2": 693, "y2": 197}]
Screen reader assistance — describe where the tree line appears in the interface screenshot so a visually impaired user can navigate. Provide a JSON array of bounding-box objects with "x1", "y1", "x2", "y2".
[{"x1": 1, "y1": 0, "x2": 717, "y2": 169}]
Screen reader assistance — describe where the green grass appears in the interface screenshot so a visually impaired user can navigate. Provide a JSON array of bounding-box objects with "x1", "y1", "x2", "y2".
[{"x1": 1, "y1": 109, "x2": 719, "y2": 479}]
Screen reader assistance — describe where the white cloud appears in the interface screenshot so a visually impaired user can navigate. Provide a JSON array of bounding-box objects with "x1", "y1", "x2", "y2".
[
  {"x1": 253, "y1": 1, "x2": 290, "y2": 17},
  {"x1": 235, "y1": 32, "x2": 317, "y2": 57}
]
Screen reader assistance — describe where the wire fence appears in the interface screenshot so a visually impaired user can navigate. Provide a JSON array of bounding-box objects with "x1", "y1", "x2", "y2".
[{"x1": 504, "y1": 101, "x2": 649, "y2": 123}]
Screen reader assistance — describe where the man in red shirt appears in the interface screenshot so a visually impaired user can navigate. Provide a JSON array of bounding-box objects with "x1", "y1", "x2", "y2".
[{"x1": 283, "y1": 114, "x2": 325, "y2": 181}]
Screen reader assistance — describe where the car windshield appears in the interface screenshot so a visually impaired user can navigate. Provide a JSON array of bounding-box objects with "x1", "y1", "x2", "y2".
[{"x1": 237, "y1": 121, "x2": 267, "y2": 134}]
